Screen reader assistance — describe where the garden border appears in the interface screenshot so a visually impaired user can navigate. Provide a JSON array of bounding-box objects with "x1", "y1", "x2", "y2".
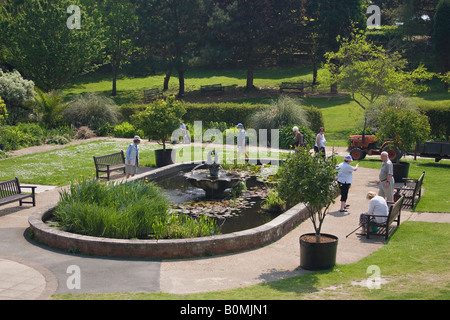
[{"x1": 28, "y1": 161, "x2": 310, "y2": 259}]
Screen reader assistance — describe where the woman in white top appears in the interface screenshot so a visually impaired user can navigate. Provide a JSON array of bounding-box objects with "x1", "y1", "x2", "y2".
[
  {"x1": 358, "y1": 191, "x2": 389, "y2": 235},
  {"x1": 336, "y1": 155, "x2": 359, "y2": 212},
  {"x1": 314, "y1": 127, "x2": 326, "y2": 158}
]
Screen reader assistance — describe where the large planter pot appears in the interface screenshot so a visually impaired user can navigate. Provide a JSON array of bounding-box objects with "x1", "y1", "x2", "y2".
[
  {"x1": 155, "y1": 149, "x2": 175, "y2": 167},
  {"x1": 299, "y1": 233, "x2": 338, "y2": 270},
  {"x1": 393, "y1": 161, "x2": 410, "y2": 182}
]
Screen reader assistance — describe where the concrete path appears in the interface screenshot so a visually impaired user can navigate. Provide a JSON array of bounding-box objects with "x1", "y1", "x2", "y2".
[{"x1": 0, "y1": 163, "x2": 448, "y2": 299}]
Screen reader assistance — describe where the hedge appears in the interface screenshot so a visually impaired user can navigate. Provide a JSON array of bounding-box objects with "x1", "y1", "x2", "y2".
[{"x1": 417, "y1": 102, "x2": 450, "y2": 140}]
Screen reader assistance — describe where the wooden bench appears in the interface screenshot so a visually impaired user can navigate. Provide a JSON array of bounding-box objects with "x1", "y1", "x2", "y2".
[
  {"x1": 397, "y1": 171, "x2": 425, "y2": 208},
  {"x1": 93, "y1": 151, "x2": 126, "y2": 180},
  {"x1": 200, "y1": 84, "x2": 224, "y2": 94},
  {"x1": 365, "y1": 196, "x2": 404, "y2": 240},
  {"x1": 143, "y1": 88, "x2": 163, "y2": 102},
  {"x1": 0, "y1": 177, "x2": 37, "y2": 207},
  {"x1": 280, "y1": 82, "x2": 304, "y2": 94}
]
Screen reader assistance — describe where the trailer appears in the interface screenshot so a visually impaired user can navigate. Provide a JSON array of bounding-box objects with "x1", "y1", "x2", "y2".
[{"x1": 416, "y1": 141, "x2": 450, "y2": 162}]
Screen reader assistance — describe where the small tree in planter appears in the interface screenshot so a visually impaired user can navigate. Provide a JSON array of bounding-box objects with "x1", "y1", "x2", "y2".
[
  {"x1": 278, "y1": 148, "x2": 338, "y2": 242},
  {"x1": 277, "y1": 148, "x2": 338, "y2": 270},
  {"x1": 134, "y1": 96, "x2": 186, "y2": 166},
  {"x1": 376, "y1": 106, "x2": 431, "y2": 160}
]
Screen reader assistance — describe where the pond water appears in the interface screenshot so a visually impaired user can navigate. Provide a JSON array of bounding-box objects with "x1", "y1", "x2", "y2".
[{"x1": 151, "y1": 170, "x2": 281, "y2": 234}]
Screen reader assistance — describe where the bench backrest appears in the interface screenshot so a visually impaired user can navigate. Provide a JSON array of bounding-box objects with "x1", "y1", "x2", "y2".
[
  {"x1": 0, "y1": 178, "x2": 21, "y2": 198},
  {"x1": 281, "y1": 82, "x2": 303, "y2": 87},
  {"x1": 93, "y1": 151, "x2": 125, "y2": 167},
  {"x1": 388, "y1": 196, "x2": 404, "y2": 225},
  {"x1": 414, "y1": 171, "x2": 425, "y2": 193}
]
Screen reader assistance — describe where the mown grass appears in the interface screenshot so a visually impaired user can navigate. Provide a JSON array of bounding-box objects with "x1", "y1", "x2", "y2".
[
  {"x1": 0, "y1": 140, "x2": 283, "y2": 186},
  {"x1": 53, "y1": 221, "x2": 450, "y2": 300}
]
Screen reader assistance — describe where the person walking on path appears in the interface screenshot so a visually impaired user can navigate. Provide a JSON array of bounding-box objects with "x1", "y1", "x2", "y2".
[
  {"x1": 314, "y1": 127, "x2": 326, "y2": 158},
  {"x1": 125, "y1": 136, "x2": 141, "y2": 178},
  {"x1": 236, "y1": 123, "x2": 249, "y2": 160},
  {"x1": 336, "y1": 155, "x2": 359, "y2": 212},
  {"x1": 292, "y1": 126, "x2": 305, "y2": 150},
  {"x1": 377, "y1": 151, "x2": 395, "y2": 202}
]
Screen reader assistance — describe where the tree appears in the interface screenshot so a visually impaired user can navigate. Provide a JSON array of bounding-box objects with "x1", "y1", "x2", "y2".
[
  {"x1": 377, "y1": 106, "x2": 431, "y2": 155},
  {"x1": 100, "y1": 0, "x2": 138, "y2": 96},
  {"x1": 302, "y1": 0, "x2": 366, "y2": 86},
  {"x1": 133, "y1": 0, "x2": 208, "y2": 97},
  {"x1": 277, "y1": 148, "x2": 338, "y2": 243},
  {"x1": 133, "y1": 97, "x2": 186, "y2": 150},
  {"x1": 324, "y1": 30, "x2": 434, "y2": 111},
  {"x1": 209, "y1": 0, "x2": 301, "y2": 90},
  {"x1": 0, "y1": 0, "x2": 102, "y2": 91},
  {"x1": 433, "y1": 0, "x2": 450, "y2": 90}
]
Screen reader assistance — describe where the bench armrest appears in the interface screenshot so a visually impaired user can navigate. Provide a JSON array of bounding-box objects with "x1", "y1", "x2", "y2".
[{"x1": 20, "y1": 186, "x2": 37, "y2": 191}]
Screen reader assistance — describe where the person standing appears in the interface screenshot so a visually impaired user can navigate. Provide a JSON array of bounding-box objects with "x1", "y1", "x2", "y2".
[
  {"x1": 125, "y1": 136, "x2": 141, "y2": 178},
  {"x1": 314, "y1": 127, "x2": 326, "y2": 157},
  {"x1": 336, "y1": 155, "x2": 359, "y2": 212},
  {"x1": 377, "y1": 151, "x2": 395, "y2": 202},
  {"x1": 292, "y1": 126, "x2": 304, "y2": 149},
  {"x1": 236, "y1": 123, "x2": 249, "y2": 159}
]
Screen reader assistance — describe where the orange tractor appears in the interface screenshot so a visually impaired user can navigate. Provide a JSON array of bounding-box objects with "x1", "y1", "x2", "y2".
[{"x1": 349, "y1": 134, "x2": 402, "y2": 162}]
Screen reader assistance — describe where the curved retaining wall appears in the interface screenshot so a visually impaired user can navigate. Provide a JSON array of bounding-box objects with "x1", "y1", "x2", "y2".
[{"x1": 28, "y1": 161, "x2": 309, "y2": 259}]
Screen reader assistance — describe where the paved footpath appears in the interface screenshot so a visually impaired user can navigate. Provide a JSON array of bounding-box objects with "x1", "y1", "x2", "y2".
[{"x1": 1, "y1": 165, "x2": 449, "y2": 299}]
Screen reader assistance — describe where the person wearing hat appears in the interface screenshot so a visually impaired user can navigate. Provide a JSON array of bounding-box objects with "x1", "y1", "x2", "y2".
[
  {"x1": 236, "y1": 123, "x2": 249, "y2": 160},
  {"x1": 125, "y1": 136, "x2": 141, "y2": 178},
  {"x1": 336, "y1": 154, "x2": 359, "y2": 212}
]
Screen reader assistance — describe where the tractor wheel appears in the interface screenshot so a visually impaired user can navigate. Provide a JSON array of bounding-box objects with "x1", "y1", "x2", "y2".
[
  {"x1": 381, "y1": 145, "x2": 402, "y2": 162},
  {"x1": 350, "y1": 148, "x2": 366, "y2": 160}
]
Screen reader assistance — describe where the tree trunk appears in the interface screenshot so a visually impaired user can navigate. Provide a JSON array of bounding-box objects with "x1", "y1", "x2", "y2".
[
  {"x1": 112, "y1": 66, "x2": 117, "y2": 96},
  {"x1": 246, "y1": 67, "x2": 255, "y2": 90},
  {"x1": 164, "y1": 68, "x2": 172, "y2": 91},
  {"x1": 330, "y1": 82, "x2": 338, "y2": 94},
  {"x1": 177, "y1": 67, "x2": 185, "y2": 98}
]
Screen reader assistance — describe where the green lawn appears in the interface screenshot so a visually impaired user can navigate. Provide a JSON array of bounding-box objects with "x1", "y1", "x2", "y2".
[
  {"x1": 0, "y1": 140, "x2": 282, "y2": 186},
  {"x1": 53, "y1": 221, "x2": 450, "y2": 300}
]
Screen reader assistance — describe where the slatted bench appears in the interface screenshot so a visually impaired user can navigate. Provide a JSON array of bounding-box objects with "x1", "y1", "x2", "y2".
[
  {"x1": 397, "y1": 171, "x2": 425, "y2": 209},
  {"x1": 280, "y1": 82, "x2": 305, "y2": 94},
  {"x1": 0, "y1": 177, "x2": 37, "y2": 207},
  {"x1": 200, "y1": 84, "x2": 224, "y2": 94},
  {"x1": 143, "y1": 88, "x2": 163, "y2": 102},
  {"x1": 93, "y1": 151, "x2": 126, "y2": 180},
  {"x1": 365, "y1": 196, "x2": 404, "y2": 241}
]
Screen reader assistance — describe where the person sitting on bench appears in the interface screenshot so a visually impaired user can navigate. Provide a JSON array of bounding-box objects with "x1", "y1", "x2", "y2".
[{"x1": 358, "y1": 191, "x2": 388, "y2": 235}]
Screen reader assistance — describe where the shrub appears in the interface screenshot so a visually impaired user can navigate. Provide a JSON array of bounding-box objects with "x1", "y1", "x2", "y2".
[
  {"x1": 55, "y1": 179, "x2": 170, "y2": 239},
  {"x1": 417, "y1": 102, "x2": 450, "y2": 140},
  {"x1": 0, "y1": 70, "x2": 35, "y2": 124},
  {"x1": 113, "y1": 121, "x2": 144, "y2": 139},
  {"x1": 0, "y1": 125, "x2": 34, "y2": 150},
  {"x1": 249, "y1": 96, "x2": 310, "y2": 131},
  {"x1": 181, "y1": 102, "x2": 268, "y2": 126},
  {"x1": 279, "y1": 125, "x2": 315, "y2": 150},
  {"x1": 0, "y1": 96, "x2": 8, "y2": 125},
  {"x1": 63, "y1": 93, "x2": 120, "y2": 130},
  {"x1": 74, "y1": 126, "x2": 96, "y2": 139},
  {"x1": 54, "y1": 178, "x2": 219, "y2": 239},
  {"x1": 133, "y1": 97, "x2": 186, "y2": 150}
]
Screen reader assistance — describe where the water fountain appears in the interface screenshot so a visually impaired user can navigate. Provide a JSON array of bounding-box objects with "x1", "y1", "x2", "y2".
[{"x1": 184, "y1": 150, "x2": 242, "y2": 199}]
